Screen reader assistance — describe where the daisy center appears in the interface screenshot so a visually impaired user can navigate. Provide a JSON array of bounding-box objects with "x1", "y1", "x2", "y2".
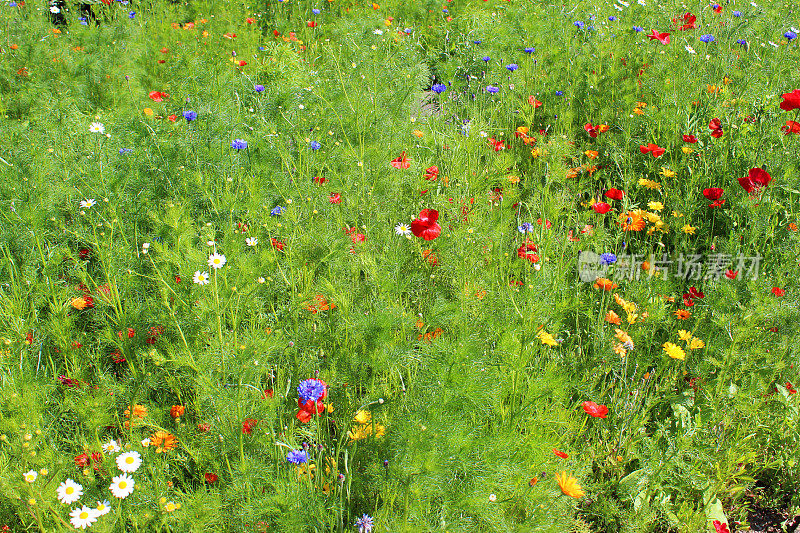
[
  {"x1": 126, "y1": 457, "x2": 134, "y2": 464},
  {"x1": 66, "y1": 487, "x2": 74, "y2": 495},
  {"x1": 80, "y1": 512, "x2": 89, "y2": 519},
  {"x1": 118, "y1": 481, "x2": 127, "y2": 489}
]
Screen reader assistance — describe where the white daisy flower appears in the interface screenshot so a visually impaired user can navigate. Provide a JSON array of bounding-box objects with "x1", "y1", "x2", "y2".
[
  {"x1": 102, "y1": 439, "x2": 120, "y2": 454},
  {"x1": 208, "y1": 253, "x2": 226, "y2": 269},
  {"x1": 193, "y1": 271, "x2": 210, "y2": 285},
  {"x1": 373, "y1": 29, "x2": 383, "y2": 35},
  {"x1": 141, "y1": 243, "x2": 150, "y2": 254},
  {"x1": 685, "y1": 45, "x2": 696, "y2": 54},
  {"x1": 141, "y1": 438, "x2": 151, "y2": 447},
  {"x1": 80, "y1": 199, "x2": 96, "y2": 209},
  {"x1": 50, "y1": 5, "x2": 60, "y2": 13},
  {"x1": 206, "y1": 240, "x2": 216, "y2": 247},
  {"x1": 394, "y1": 223, "x2": 412, "y2": 236},
  {"x1": 257, "y1": 277, "x2": 265, "y2": 284},
  {"x1": 23, "y1": 470, "x2": 38, "y2": 483},
  {"x1": 115, "y1": 451, "x2": 142, "y2": 473},
  {"x1": 245, "y1": 237, "x2": 258, "y2": 246},
  {"x1": 89, "y1": 122, "x2": 105, "y2": 134},
  {"x1": 95, "y1": 500, "x2": 112, "y2": 516},
  {"x1": 56, "y1": 479, "x2": 83, "y2": 504},
  {"x1": 109, "y1": 474, "x2": 135, "y2": 499},
  {"x1": 69, "y1": 506, "x2": 99, "y2": 529}
]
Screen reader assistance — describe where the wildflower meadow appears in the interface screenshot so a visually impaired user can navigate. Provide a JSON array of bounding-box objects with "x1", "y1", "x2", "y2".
[{"x1": 1, "y1": 0, "x2": 800, "y2": 531}]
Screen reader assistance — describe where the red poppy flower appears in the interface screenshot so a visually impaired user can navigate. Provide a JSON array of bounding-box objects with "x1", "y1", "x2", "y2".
[
  {"x1": 517, "y1": 241, "x2": 540, "y2": 263},
  {"x1": 296, "y1": 389, "x2": 327, "y2": 423},
  {"x1": 713, "y1": 521, "x2": 729, "y2": 533},
  {"x1": 424, "y1": 166, "x2": 440, "y2": 180},
  {"x1": 703, "y1": 188, "x2": 724, "y2": 201},
  {"x1": 74, "y1": 453, "x2": 90, "y2": 469},
  {"x1": 204, "y1": 473, "x2": 219, "y2": 483},
  {"x1": 725, "y1": 269, "x2": 738, "y2": 279},
  {"x1": 682, "y1": 134, "x2": 698, "y2": 143},
  {"x1": 780, "y1": 89, "x2": 800, "y2": 111},
  {"x1": 245, "y1": 17, "x2": 255, "y2": 24},
  {"x1": 674, "y1": 12, "x2": 697, "y2": 30},
  {"x1": 738, "y1": 167, "x2": 772, "y2": 193},
  {"x1": 647, "y1": 29, "x2": 671, "y2": 45},
  {"x1": 584, "y1": 123, "x2": 600, "y2": 138},
  {"x1": 787, "y1": 382, "x2": 797, "y2": 394},
  {"x1": 262, "y1": 389, "x2": 274, "y2": 399},
  {"x1": 772, "y1": 287, "x2": 785, "y2": 297},
  {"x1": 410, "y1": 209, "x2": 442, "y2": 240},
  {"x1": 328, "y1": 193, "x2": 341, "y2": 204},
  {"x1": 604, "y1": 188, "x2": 624, "y2": 201},
  {"x1": 687, "y1": 287, "x2": 704, "y2": 299},
  {"x1": 390, "y1": 152, "x2": 410, "y2": 169},
  {"x1": 241, "y1": 418, "x2": 258, "y2": 434},
  {"x1": 223, "y1": 32, "x2": 237, "y2": 39},
  {"x1": 582, "y1": 401, "x2": 608, "y2": 418},
  {"x1": 528, "y1": 96, "x2": 542, "y2": 108},
  {"x1": 307, "y1": 21, "x2": 318, "y2": 27},
  {"x1": 781, "y1": 120, "x2": 800, "y2": 134},
  {"x1": 553, "y1": 448, "x2": 569, "y2": 459},
  {"x1": 168, "y1": 114, "x2": 177, "y2": 122},
  {"x1": 148, "y1": 90, "x2": 169, "y2": 102},
  {"x1": 708, "y1": 118, "x2": 723, "y2": 138},
  {"x1": 271, "y1": 237, "x2": 285, "y2": 251},
  {"x1": 488, "y1": 137, "x2": 507, "y2": 151},
  {"x1": 639, "y1": 143, "x2": 665, "y2": 157},
  {"x1": 592, "y1": 202, "x2": 612, "y2": 214},
  {"x1": 350, "y1": 233, "x2": 366, "y2": 244},
  {"x1": 313, "y1": 175, "x2": 328, "y2": 185}
]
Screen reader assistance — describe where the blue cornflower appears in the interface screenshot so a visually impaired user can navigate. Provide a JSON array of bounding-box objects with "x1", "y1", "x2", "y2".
[
  {"x1": 699, "y1": 34, "x2": 715, "y2": 43},
  {"x1": 523, "y1": 47, "x2": 535, "y2": 54},
  {"x1": 287, "y1": 449, "x2": 308, "y2": 464},
  {"x1": 231, "y1": 139, "x2": 248, "y2": 150},
  {"x1": 518, "y1": 223, "x2": 535, "y2": 233},
  {"x1": 574, "y1": 21, "x2": 584, "y2": 29},
  {"x1": 473, "y1": 40, "x2": 481, "y2": 44},
  {"x1": 431, "y1": 83, "x2": 447, "y2": 94},
  {"x1": 785, "y1": 31, "x2": 797, "y2": 41},
  {"x1": 297, "y1": 379, "x2": 325, "y2": 402},
  {"x1": 128, "y1": 11, "x2": 135, "y2": 18},
  {"x1": 9, "y1": 2, "x2": 17, "y2": 6},
  {"x1": 255, "y1": 84, "x2": 265, "y2": 92},
  {"x1": 355, "y1": 514, "x2": 374, "y2": 533},
  {"x1": 259, "y1": 46, "x2": 266, "y2": 51},
  {"x1": 312, "y1": 8, "x2": 320, "y2": 14},
  {"x1": 486, "y1": 86, "x2": 499, "y2": 94},
  {"x1": 183, "y1": 110, "x2": 197, "y2": 122},
  {"x1": 309, "y1": 140, "x2": 321, "y2": 150},
  {"x1": 404, "y1": 28, "x2": 412, "y2": 34},
  {"x1": 633, "y1": 26, "x2": 644, "y2": 32},
  {"x1": 270, "y1": 206, "x2": 286, "y2": 216},
  {"x1": 506, "y1": 63, "x2": 518, "y2": 72},
  {"x1": 737, "y1": 38, "x2": 747, "y2": 46},
  {"x1": 442, "y1": 8, "x2": 448, "y2": 13},
  {"x1": 600, "y1": 253, "x2": 617, "y2": 265},
  {"x1": 555, "y1": 90, "x2": 564, "y2": 96},
  {"x1": 732, "y1": 10, "x2": 742, "y2": 17},
  {"x1": 482, "y1": 56, "x2": 491, "y2": 62},
  {"x1": 119, "y1": 148, "x2": 133, "y2": 154},
  {"x1": 79, "y1": 17, "x2": 88, "y2": 25},
  {"x1": 608, "y1": 16, "x2": 617, "y2": 22}
]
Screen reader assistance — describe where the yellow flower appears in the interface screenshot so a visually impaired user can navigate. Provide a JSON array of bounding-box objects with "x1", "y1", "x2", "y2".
[
  {"x1": 613, "y1": 294, "x2": 637, "y2": 314},
  {"x1": 659, "y1": 167, "x2": 676, "y2": 178},
  {"x1": 614, "y1": 328, "x2": 633, "y2": 346},
  {"x1": 672, "y1": 211, "x2": 683, "y2": 218},
  {"x1": 633, "y1": 107, "x2": 645, "y2": 115},
  {"x1": 663, "y1": 342, "x2": 686, "y2": 361},
  {"x1": 348, "y1": 422, "x2": 386, "y2": 441},
  {"x1": 143, "y1": 108, "x2": 154, "y2": 117},
  {"x1": 536, "y1": 330, "x2": 558, "y2": 347},
  {"x1": 354, "y1": 410, "x2": 372, "y2": 424},
  {"x1": 507, "y1": 175, "x2": 520, "y2": 184},
  {"x1": 584, "y1": 150, "x2": 598, "y2": 159},
  {"x1": 647, "y1": 201, "x2": 664, "y2": 211},
  {"x1": 638, "y1": 178, "x2": 661, "y2": 190},
  {"x1": 689, "y1": 337, "x2": 705, "y2": 350},
  {"x1": 555, "y1": 472, "x2": 585, "y2": 498},
  {"x1": 677, "y1": 330, "x2": 692, "y2": 341},
  {"x1": 682, "y1": 224, "x2": 697, "y2": 235},
  {"x1": 681, "y1": 146, "x2": 694, "y2": 154},
  {"x1": 412, "y1": 130, "x2": 424, "y2": 138}
]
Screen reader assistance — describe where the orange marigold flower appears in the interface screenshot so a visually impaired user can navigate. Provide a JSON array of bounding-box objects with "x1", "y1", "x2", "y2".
[
  {"x1": 584, "y1": 150, "x2": 598, "y2": 159},
  {"x1": 605, "y1": 310, "x2": 621, "y2": 325},
  {"x1": 170, "y1": 405, "x2": 185, "y2": 419},
  {"x1": 556, "y1": 472, "x2": 585, "y2": 498},
  {"x1": 674, "y1": 309, "x2": 691, "y2": 320},
  {"x1": 150, "y1": 431, "x2": 178, "y2": 453},
  {"x1": 619, "y1": 212, "x2": 646, "y2": 231},
  {"x1": 593, "y1": 278, "x2": 618, "y2": 291}
]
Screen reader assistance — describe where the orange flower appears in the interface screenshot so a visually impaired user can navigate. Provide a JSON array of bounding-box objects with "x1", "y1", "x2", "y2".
[
  {"x1": 584, "y1": 150, "x2": 598, "y2": 159},
  {"x1": 605, "y1": 310, "x2": 621, "y2": 325},
  {"x1": 593, "y1": 278, "x2": 618, "y2": 291},
  {"x1": 556, "y1": 472, "x2": 585, "y2": 498},
  {"x1": 619, "y1": 212, "x2": 645, "y2": 231},
  {"x1": 674, "y1": 309, "x2": 691, "y2": 320},
  {"x1": 170, "y1": 405, "x2": 185, "y2": 419},
  {"x1": 70, "y1": 297, "x2": 89, "y2": 310},
  {"x1": 150, "y1": 431, "x2": 178, "y2": 453}
]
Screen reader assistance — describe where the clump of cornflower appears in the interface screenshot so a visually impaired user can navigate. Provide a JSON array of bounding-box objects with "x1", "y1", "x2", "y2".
[
  {"x1": 574, "y1": 21, "x2": 585, "y2": 29},
  {"x1": 431, "y1": 83, "x2": 446, "y2": 94},
  {"x1": 355, "y1": 514, "x2": 374, "y2": 533},
  {"x1": 486, "y1": 86, "x2": 499, "y2": 94},
  {"x1": 699, "y1": 34, "x2": 715, "y2": 43},
  {"x1": 523, "y1": 47, "x2": 535, "y2": 53},
  {"x1": 482, "y1": 56, "x2": 491, "y2": 62},
  {"x1": 608, "y1": 16, "x2": 617, "y2": 21},
  {"x1": 556, "y1": 90, "x2": 564, "y2": 96},
  {"x1": 518, "y1": 223, "x2": 535, "y2": 233},
  {"x1": 473, "y1": 40, "x2": 481, "y2": 44},
  {"x1": 632, "y1": 26, "x2": 644, "y2": 32},
  {"x1": 183, "y1": 110, "x2": 197, "y2": 122},
  {"x1": 785, "y1": 31, "x2": 797, "y2": 41},
  {"x1": 270, "y1": 206, "x2": 285, "y2": 216},
  {"x1": 254, "y1": 84, "x2": 265, "y2": 92},
  {"x1": 287, "y1": 449, "x2": 308, "y2": 464},
  {"x1": 737, "y1": 39, "x2": 747, "y2": 46},
  {"x1": 310, "y1": 140, "x2": 321, "y2": 150},
  {"x1": 600, "y1": 253, "x2": 617, "y2": 265},
  {"x1": 128, "y1": 11, "x2": 135, "y2": 18},
  {"x1": 506, "y1": 64, "x2": 518, "y2": 72},
  {"x1": 732, "y1": 10, "x2": 742, "y2": 16},
  {"x1": 298, "y1": 379, "x2": 326, "y2": 402},
  {"x1": 231, "y1": 139, "x2": 248, "y2": 150},
  {"x1": 119, "y1": 148, "x2": 133, "y2": 154},
  {"x1": 312, "y1": 8, "x2": 320, "y2": 14}
]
